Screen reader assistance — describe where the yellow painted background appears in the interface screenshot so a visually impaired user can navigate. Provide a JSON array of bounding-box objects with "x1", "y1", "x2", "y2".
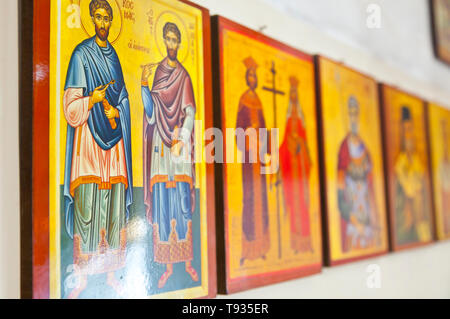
[
  {"x1": 428, "y1": 102, "x2": 450, "y2": 240},
  {"x1": 49, "y1": 0, "x2": 208, "y2": 298},
  {"x1": 222, "y1": 30, "x2": 322, "y2": 279},
  {"x1": 319, "y1": 58, "x2": 388, "y2": 262},
  {"x1": 55, "y1": 0, "x2": 205, "y2": 186}
]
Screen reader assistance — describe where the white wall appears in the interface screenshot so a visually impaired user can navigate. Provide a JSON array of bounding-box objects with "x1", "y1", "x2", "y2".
[
  {"x1": 0, "y1": 0, "x2": 449, "y2": 298},
  {"x1": 196, "y1": 0, "x2": 450, "y2": 106},
  {"x1": 0, "y1": 0, "x2": 20, "y2": 299},
  {"x1": 221, "y1": 242, "x2": 450, "y2": 299},
  {"x1": 190, "y1": 0, "x2": 450, "y2": 298}
]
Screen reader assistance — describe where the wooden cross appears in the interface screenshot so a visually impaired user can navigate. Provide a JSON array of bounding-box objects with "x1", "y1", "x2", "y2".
[{"x1": 263, "y1": 61, "x2": 285, "y2": 259}]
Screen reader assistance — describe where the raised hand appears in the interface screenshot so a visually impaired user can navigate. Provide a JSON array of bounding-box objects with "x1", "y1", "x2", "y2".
[{"x1": 141, "y1": 62, "x2": 159, "y2": 85}]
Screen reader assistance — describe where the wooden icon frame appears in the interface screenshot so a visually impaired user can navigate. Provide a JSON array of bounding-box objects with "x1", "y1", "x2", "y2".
[
  {"x1": 20, "y1": 0, "x2": 216, "y2": 299},
  {"x1": 379, "y1": 84, "x2": 435, "y2": 252},
  {"x1": 315, "y1": 56, "x2": 389, "y2": 266},
  {"x1": 212, "y1": 16, "x2": 323, "y2": 294}
]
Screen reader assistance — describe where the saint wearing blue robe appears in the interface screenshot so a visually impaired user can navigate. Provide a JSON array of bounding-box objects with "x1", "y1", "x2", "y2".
[{"x1": 63, "y1": 35, "x2": 133, "y2": 282}]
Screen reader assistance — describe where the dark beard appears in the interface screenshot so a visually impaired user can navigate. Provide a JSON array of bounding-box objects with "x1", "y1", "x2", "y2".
[
  {"x1": 95, "y1": 26, "x2": 109, "y2": 41},
  {"x1": 167, "y1": 48, "x2": 178, "y2": 61}
]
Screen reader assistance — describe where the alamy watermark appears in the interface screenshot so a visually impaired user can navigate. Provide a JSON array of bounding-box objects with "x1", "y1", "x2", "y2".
[
  {"x1": 366, "y1": 3, "x2": 382, "y2": 29},
  {"x1": 172, "y1": 120, "x2": 280, "y2": 175},
  {"x1": 366, "y1": 264, "x2": 382, "y2": 288}
]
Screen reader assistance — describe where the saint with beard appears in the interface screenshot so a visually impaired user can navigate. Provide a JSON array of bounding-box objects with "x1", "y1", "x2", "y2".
[
  {"x1": 62, "y1": 0, "x2": 133, "y2": 298},
  {"x1": 141, "y1": 22, "x2": 198, "y2": 289}
]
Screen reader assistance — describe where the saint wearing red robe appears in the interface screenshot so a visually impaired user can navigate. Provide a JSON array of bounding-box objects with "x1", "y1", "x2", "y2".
[
  {"x1": 142, "y1": 22, "x2": 198, "y2": 288},
  {"x1": 236, "y1": 57, "x2": 271, "y2": 266},
  {"x1": 279, "y1": 76, "x2": 313, "y2": 253}
]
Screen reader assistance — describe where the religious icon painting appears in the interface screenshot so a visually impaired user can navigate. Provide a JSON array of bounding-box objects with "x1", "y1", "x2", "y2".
[
  {"x1": 430, "y1": 0, "x2": 450, "y2": 65},
  {"x1": 211, "y1": 16, "x2": 323, "y2": 294},
  {"x1": 380, "y1": 84, "x2": 435, "y2": 251},
  {"x1": 23, "y1": 0, "x2": 216, "y2": 298},
  {"x1": 315, "y1": 57, "x2": 389, "y2": 266},
  {"x1": 427, "y1": 102, "x2": 450, "y2": 241}
]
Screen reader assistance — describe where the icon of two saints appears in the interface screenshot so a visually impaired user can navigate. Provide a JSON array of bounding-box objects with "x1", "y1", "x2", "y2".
[{"x1": 62, "y1": 0, "x2": 197, "y2": 298}]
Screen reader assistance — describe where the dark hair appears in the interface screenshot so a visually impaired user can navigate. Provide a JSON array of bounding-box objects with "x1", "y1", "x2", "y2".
[
  {"x1": 348, "y1": 95, "x2": 359, "y2": 111},
  {"x1": 401, "y1": 105, "x2": 412, "y2": 122},
  {"x1": 400, "y1": 105, "x2": 413, "y2": 151},
  {"x1": 163, "y1": 22, "x2": 181, "y2": 43},
  {"x1": 89, "y1": 0, "x2": 113, "y2": 20}
]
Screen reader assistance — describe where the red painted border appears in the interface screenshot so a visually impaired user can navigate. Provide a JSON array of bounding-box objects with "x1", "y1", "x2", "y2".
[
  {"x1": 32, "y1": 0, "x2": 51, "y2": 299},
  {"x1": 217, "y1": 17, "x2": 313, "y2": 63},
  {"x1": 213, "y1": 16, "x2": 322, "y2": 294},
  {"x1": 31, "y1": 0, "x2": 216, "y2": 299},
  {"x1": 314, "y1": 56, "x2": 389, "y2": 267}
]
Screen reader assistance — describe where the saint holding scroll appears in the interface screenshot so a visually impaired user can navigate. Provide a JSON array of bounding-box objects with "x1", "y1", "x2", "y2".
[{"x1": 142, "y1": 22, "x2": 198, "y2": 289}]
